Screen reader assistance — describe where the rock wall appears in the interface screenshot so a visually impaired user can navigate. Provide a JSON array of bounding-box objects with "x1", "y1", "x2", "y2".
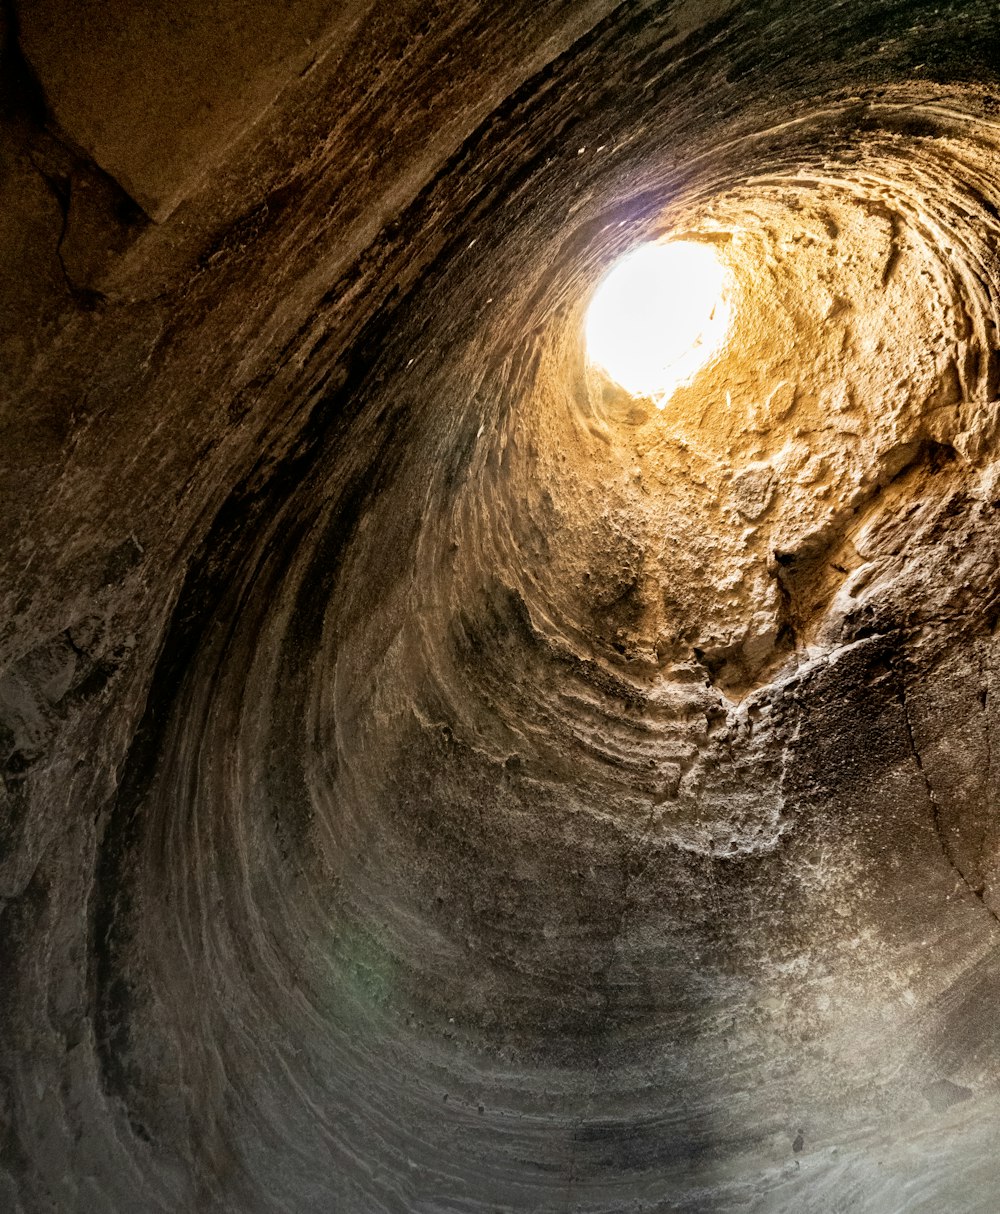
[{"x1": 3, "y1": 2, "x2": 1000, "y2": 1210}]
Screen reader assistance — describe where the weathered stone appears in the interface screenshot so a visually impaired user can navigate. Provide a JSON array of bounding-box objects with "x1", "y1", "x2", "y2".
[{"x1": 3, "y1": 3, "x2": 1000, "y2": 1211}]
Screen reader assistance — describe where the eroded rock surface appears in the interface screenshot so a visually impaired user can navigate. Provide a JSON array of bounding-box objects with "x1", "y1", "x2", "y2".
[{"x1": 3, "y1": 2, "x2": 1000, "y2": 1211}]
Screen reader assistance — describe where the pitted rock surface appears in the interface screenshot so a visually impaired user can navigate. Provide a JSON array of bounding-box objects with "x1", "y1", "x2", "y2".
[{"x1": 4, "y1": 2, "x2": 1000, "y2": 1211}]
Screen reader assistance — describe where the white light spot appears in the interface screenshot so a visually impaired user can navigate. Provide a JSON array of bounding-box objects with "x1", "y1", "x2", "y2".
[{"x1": 585, "y1": 240, "x2": 733, "y2": 407}]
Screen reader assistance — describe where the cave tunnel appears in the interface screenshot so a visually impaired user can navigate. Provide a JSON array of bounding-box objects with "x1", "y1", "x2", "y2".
[{"x1": 4, "y1": 2, "x2": 1000, "y2": 1210}]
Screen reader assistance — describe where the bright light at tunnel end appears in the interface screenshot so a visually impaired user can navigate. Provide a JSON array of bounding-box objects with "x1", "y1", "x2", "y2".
[{"x1": 585, "y1": 240, "x2": 733, "y2": 407}]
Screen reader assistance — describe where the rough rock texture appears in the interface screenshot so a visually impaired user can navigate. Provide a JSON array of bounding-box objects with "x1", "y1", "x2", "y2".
[{"x1": 3, "y1": 1, "x2": 1000, "y2": 1210}]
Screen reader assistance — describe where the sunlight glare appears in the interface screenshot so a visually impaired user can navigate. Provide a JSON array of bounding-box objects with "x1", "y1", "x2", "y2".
[{"x1": 585, "y1": 240, "x2": 733, "y2": 407}]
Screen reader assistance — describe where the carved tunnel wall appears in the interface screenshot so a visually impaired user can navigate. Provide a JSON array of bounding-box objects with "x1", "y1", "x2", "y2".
[{"x1": 4, "y1": 2, "x2": 1000, "y2": 1211}]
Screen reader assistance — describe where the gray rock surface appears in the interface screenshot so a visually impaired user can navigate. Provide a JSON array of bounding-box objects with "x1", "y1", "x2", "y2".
[{"x1": 3, "y1": 1, "x2": 1000, "y2": 1210}]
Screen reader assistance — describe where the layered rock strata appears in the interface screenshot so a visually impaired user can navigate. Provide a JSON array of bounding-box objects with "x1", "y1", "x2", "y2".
[{"x1": 3, "y1": 2, "x2": 1000, "y2": 1210}]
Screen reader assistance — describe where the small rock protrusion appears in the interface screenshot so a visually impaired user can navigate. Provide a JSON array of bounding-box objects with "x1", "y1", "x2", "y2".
[{"x1": 731, "y1": 463, "x2": 775, "y2": 521}]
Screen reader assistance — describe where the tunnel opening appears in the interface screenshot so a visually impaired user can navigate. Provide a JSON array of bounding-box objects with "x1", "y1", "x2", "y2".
[
  {"x1": 584, "y1": 238, "x2": 735, "y2": 406},
  {"x1": 6, "y1": 4, "x2": 1000, "y2": 1213}
]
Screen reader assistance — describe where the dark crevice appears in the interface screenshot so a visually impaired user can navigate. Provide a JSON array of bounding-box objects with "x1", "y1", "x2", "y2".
[
  {"x1": 23, "y1": 154, "x2": 108, "y2": 309},
  {"x1": 1, "y1": 0, "x2": 147, "y2": 308},
  {"x1": 0, "y1": 0, "x2": 48, "y2": 128}
]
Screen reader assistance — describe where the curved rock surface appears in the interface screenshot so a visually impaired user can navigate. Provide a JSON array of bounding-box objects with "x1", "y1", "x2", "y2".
[{"x1": 4, "y1": 2, "x2": 1000, "y2": 1210}]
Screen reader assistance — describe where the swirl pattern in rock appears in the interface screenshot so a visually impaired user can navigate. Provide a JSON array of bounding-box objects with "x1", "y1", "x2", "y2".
[{"x1": 4, "y1": 2, "x2": 1000, "y2": 1211}]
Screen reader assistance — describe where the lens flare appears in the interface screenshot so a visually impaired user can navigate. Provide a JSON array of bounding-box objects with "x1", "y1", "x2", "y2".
[{"x1": 585, "y1": 240, "x2": 733, "y2": 406}]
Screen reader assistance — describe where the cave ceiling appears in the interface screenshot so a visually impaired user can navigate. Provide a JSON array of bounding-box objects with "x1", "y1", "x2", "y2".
[{"x1": 3, "y1": 2, "x2": 1000, "y2": 1211}]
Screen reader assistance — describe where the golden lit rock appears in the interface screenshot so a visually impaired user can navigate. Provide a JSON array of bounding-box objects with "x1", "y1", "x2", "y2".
[{"x1": 3, "y1": 4, "x2": 1000, "y2": 1212}]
